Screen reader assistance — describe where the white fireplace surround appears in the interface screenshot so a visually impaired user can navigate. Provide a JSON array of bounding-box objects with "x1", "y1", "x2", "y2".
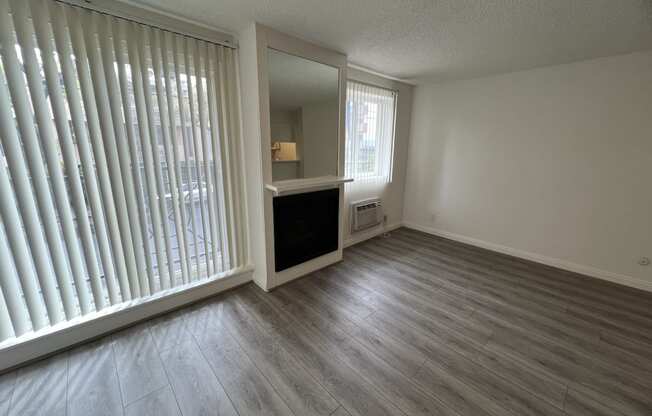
[
  {"x1": 265, "y1": 175, "x2": 353, "y2": 196},
  {"x1": 239, "y1": 24, "x2": 349, "y2": 290}
]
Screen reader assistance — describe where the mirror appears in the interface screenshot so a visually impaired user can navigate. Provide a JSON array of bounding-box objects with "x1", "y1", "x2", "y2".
[{"x1": 267, "y1": 48, "x2": 340, "y2": 181}]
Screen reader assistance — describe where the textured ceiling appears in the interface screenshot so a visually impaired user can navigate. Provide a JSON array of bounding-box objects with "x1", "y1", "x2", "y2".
[{"x1": 127, "y1": 0, "x2": 652, "y2": 83}]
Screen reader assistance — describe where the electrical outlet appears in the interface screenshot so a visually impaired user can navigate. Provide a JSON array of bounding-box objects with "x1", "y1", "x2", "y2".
[{"x1": 638, "y1": 257, "x2": 650, "y2": 266}]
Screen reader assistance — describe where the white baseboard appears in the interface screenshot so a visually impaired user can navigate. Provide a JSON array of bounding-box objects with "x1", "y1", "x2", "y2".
[
  {"x1": 402, "y1": 221, "x2": 652, "y2": 293},
  {"x1": 344, "y1": 222, "x2": 403, "y2": 248},
  {"x1": 0, "y1": 266, "x2": 253, "y2": 372}
]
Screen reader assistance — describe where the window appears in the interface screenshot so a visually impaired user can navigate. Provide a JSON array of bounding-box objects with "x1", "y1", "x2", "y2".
[
  {"x1": 0, "y1": 0, "x2": 245, "y2": 343},
  {"x1": 345, "y1": 81, "x2": 397, "y2": 183}
]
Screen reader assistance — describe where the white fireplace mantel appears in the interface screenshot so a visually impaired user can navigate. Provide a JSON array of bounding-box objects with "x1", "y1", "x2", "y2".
[{"x1": 265, "y1": 175, "x2": 353, "y2": 196}]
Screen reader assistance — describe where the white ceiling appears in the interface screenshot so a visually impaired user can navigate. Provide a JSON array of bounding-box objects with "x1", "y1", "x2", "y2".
[{"x1": 127, "y1": 0, "x2": 652, "y2": 84}]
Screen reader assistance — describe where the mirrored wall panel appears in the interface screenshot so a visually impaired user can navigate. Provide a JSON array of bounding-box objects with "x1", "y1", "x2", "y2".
[{"x1": 268, "y1": 48, "x2": 339, "y2": 181}]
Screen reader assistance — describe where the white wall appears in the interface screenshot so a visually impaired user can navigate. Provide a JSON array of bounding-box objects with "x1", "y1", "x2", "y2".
[
  {"x1": 237, "y1": 23, "x2": 271, "y2": 289},
  {"x1": 344, "y1": 68, "x2": 413, "y2": 245},
  {"x1": 270, "y1": 110, "x2": 301, "y2": 180},
  {"x1": 403, "y1": 51, "x2": 652, "y2": 290},
  {"x1": 270, "y1": 110, "x2": 298, "y2": 142},
  {"x1": 301, "y1": 100, "x2": 339, "y2": 178}
]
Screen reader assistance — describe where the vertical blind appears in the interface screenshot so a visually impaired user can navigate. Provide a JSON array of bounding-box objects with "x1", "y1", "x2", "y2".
[
  {"x1": 0, "y1": 0, "x2": 246, "y2": 342},
  {"x1": 345, "y1": 81, "x2": 397, "y2": 184}
]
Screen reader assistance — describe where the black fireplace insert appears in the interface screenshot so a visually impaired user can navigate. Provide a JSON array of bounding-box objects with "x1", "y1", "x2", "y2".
[{"x1": 273, "y1": 188, "x2": 339, "y2": 272}]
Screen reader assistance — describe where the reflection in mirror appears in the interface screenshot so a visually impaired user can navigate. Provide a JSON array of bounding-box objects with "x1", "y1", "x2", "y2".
[{"x1": 268, "y1": 48, "x2": 339, "y2": 181}]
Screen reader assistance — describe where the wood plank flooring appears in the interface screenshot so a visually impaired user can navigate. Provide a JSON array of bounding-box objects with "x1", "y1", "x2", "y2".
[{"x1": 1, "y1": 227, "x2": 651, "y2": 416}]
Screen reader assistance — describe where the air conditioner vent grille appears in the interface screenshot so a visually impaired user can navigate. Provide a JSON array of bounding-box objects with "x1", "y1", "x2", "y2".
[{"x1": 351, "y1": 198, "x2": 383, "y2": 233}]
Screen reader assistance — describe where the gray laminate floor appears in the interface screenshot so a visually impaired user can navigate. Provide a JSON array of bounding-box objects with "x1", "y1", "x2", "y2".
[{"x1": 2, "y1": 227, "x2": 652, "y2": 416}]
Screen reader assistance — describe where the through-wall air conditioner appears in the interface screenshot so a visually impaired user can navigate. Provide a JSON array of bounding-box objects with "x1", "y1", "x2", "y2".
[{"x1": 351, "y1": 198, "x2": 383, "y2": 233}]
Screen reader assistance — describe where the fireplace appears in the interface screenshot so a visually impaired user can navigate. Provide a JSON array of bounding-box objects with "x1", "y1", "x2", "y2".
[{"x1": 272, "y1": 188, "x2": 339, "y2": 272}]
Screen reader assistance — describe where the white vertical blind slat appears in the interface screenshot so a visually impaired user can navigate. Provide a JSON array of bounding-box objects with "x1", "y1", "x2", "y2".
[
  {"x1": 375, "y1": 84, "x2": 384, "y2": 178},
  {"x1": 224, "y1": 48, "x2": 245, "y2": 267},
  {"x1": 205, "y1": 44, "x2": 230, "y2": 273},
  {"x1": 351, "y1": 83, "x2": 358, "y2": 180},
  {"x1": 160, "y1": 31, "x2": 193, "y2": 284},
  {"x1": 0, "y1": 283, "x2": 15, "y2": 341},
  {"x1": 172, "y1": 34, "x2": 201, "y2": 280},
  {"x1": 232, "y1": 47, "x2": 249, "y2": 267},
  {"x1": 352, "y1": 83, "x2": 360, "y2": 181},
  {"x1": 194, "y1": 41, "x2": 222, "y2": 273},
  {"x1": 357, "y1": 83, "x2": 364, "y2": 181},
  {"x1": 138, "y1": 26, "x2": 177, "y2": 289},
  {"x1": 183, "y1": 36, "x2": 212, "y2": 277},
  {"x1": 212, "y1": 46, "x2": 235, "y2": 269},
  {"x1": 151, "y1": 29, "x2": 190, "y2": 286},
  {"x1": 386, "y1": 91, "x2": 393, "y2": 175}
]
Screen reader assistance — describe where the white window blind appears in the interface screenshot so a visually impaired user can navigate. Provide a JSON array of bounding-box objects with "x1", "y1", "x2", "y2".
[
  {"x1": 0, "y1": 0, "x2": 246, "y2": 342},
  {"x1": 345, "y1": 80, "x2": 397, "y2": 184}
]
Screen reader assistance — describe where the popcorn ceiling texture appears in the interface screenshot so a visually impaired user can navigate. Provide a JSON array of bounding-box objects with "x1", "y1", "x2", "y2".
[{"x1": 129, "y1": 0, "x2": 652, "y2": 83}]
